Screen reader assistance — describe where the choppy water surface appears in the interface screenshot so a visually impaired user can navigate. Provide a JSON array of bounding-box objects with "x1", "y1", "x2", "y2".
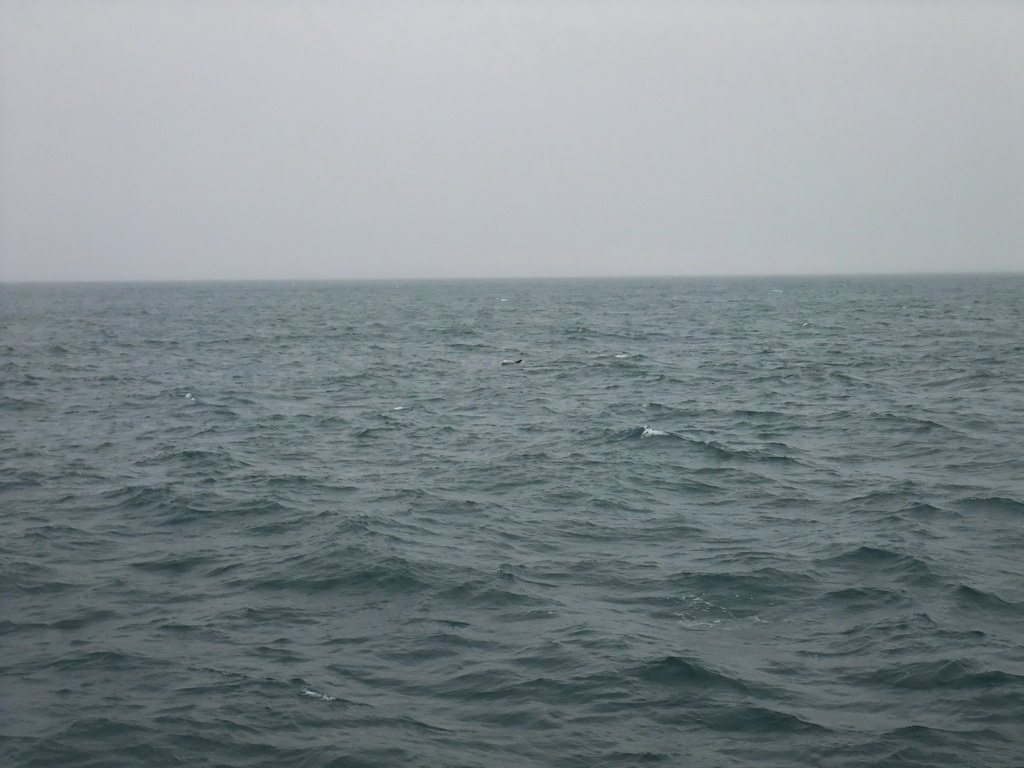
[{"x1": 2, "y1": 275, "x2": 1023, "y2": 767}]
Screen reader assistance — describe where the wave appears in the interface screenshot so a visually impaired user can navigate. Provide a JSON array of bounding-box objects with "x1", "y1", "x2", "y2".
[
  {"x1": 0, "y1": 394, "x2": 45, "y2": 412},
  {"x1": 953, "y1": 584, "x2": 1021, "y2": 613},
  {"x1": 0, "y1": 470, "x2": 44, "y2": 491},
  {"x1": 820, "y1": 586, "x2": 909, "y2": 610},
  {"x1": 632, "y1": 655, "x2": 751, "y2": 693},
  {"x1": 300, "y1": 686, "x2": 337, "y2": 702},
  {"x1": 129, "y1": 552, "x2": 216, "y2": 575},
  {"x1": 862, "y1": 658, "x2": 1024, "y2": 691},
  {"x1": 819, "y1": 545, "x2": 939, "y2": 586},
  {"x1": 102, "y1": 483, "x2": 292, "y2": 526},
  {"x1": 135, "y1": 446, "x2": 250, "y2": 472},
  {"x1": 598, "y1": 426, "x2": 806, "y2": 469},
  {"x1": 955, "y1": 496, "x2": 1024, "y2": 515},
  {"x1": 438, "y1": 579, "x2": 548, "y2": 610},
  {"x1": 701, "y1": 704, "x2": 827, "y2": 735}
]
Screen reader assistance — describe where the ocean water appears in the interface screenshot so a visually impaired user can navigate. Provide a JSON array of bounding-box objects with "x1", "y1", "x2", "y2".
[{"x1": 2, "y1": 274, "x2": 1023, "y2": 767}]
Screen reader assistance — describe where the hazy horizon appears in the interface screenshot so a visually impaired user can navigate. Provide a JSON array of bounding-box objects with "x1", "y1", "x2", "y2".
[
  {"x1": 2, "y1": 1, "x2": 1021, "y2": 282},
  {"x1": 5, "y1": 270, "x2": 1022, "y2": 287}
]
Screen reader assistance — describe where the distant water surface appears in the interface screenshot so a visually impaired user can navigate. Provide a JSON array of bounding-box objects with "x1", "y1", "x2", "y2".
[{"x1": 2, "y1": 275, "x2": 1023, "y2": 767}]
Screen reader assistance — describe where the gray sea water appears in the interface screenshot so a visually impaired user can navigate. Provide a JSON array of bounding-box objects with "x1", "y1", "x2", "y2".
[{"x1": 2, "y1": 274, "x2": 1023, "y2": 767}]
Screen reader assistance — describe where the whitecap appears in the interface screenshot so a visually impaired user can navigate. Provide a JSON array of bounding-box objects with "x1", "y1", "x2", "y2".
[
  {"x1": 301, "y1": 687, "x2": 336, "y2": 702},
  {"x1": 641, "y1": 426, "x2": 667, "y2": 438},
  {"x1": 677, "y1": 618, "x2": 721, "y2": 630},
  {"x1": 392, "y1": 406, "x2": 406, "y2": 411}
]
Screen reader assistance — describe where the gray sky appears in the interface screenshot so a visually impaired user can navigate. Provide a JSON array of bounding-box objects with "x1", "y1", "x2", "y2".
[{"x1": 2, "y1": 0, "x2": 1022, "y2": 281}]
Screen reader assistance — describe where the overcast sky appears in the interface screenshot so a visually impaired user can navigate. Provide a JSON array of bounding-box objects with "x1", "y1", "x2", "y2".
[{"x1": 1, "y1": 1, "x2": 1021, "y2": 281}]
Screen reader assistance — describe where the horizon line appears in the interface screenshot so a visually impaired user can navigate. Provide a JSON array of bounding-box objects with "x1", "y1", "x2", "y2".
[{"x1": 3, "y1": 269, "x2": 1023, "y2": 286}]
